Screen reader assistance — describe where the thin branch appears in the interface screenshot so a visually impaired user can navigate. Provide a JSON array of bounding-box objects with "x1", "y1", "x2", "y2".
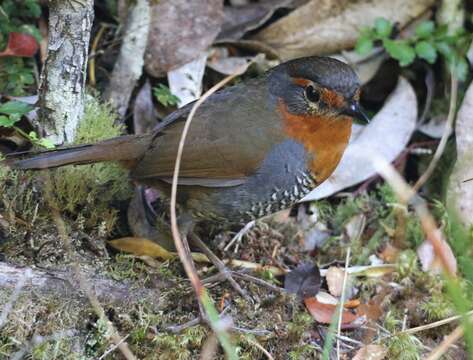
[
  {"x1": 337, "y1": 247, "x2": 351, "y2": 360},
  {"x1": 373, "y1": 157, "x2": 457, "y2": 276},
  {"x1": 425, "y1": 325, "x2": 464, "y2": 360},
  {"x1": 413, "y1": 75, "x2": 458, "y2": 192}
]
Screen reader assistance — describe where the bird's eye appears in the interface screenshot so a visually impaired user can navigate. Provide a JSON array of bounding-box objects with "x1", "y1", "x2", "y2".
[{"x1": 305, "y1": 85, "x2": 320, "y2": 103}]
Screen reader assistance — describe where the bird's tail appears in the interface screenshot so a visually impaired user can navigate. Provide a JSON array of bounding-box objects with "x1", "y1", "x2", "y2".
[{"x1": 3, "y1": 134, "x2": 152, "y2": 170}]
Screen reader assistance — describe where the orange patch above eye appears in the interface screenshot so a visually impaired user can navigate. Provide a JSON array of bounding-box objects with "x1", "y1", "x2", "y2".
[
  {"x1": 292, "y1": 77, "x2": 312, "y2": 87},
  {"x1": 320, "y1": 88, "x2": 345, "y2": 108}
]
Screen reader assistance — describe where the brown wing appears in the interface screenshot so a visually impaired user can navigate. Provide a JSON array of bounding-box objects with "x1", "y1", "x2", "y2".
[{"x1": 130, "y1": 77, "x2": 284, "y2": 187}]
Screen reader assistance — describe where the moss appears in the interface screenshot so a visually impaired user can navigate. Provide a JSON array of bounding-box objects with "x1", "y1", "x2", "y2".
[
  {"x1": 287, "y1": 312, "x2": 312, "y2": 341},
  {"x1": 396, "y1": 249, "x2": 420, "y2": 280},
  {"x1": 32, "y1": 338, "x2": 80, "y2": 360},
  {"x1": 49, "y1": 95, "x2": 132, "y2": 234},
  {"x1": 287, "y1": 343, "x2": 318, "y2": 359},
  {"x1": 420, "y1": 289, "x2": 454, "y2": 321},
  {"x1": 153, "y1": 326, "x2": 208, "y2": 360},
  {"x1": 387, "y1": 333, "x2": 422, "y2": 360}
]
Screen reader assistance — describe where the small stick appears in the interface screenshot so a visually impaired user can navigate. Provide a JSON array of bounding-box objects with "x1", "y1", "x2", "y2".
[
  {"x1": 337, "y1": 247, "x2": 352, "y2": 360},
  {"x1": 413, "y1": 75, "x2": 458, "y2": 193},
  {"x1": 424, "y1": 325, "x2": 464, "y2": 360}
]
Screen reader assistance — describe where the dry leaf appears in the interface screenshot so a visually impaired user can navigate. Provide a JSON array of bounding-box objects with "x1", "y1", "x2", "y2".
[
  {"x1": 304, "y1": 297, "x2": 365, "y2": 329},
  {"x1": 168, "y1": 54, "x2": 208, "y2": 107},
  {"x1": 284, "y1": 263, "x2": 321, "y2": 299},
  {"x1": 320, "y1": 264, "x2": 396, "y2": 278},
  {"x1": 447, "y1": 80, "x2": 473, "y2": 228},
  {"x1": 252, "y1": 0, "x2": 435, "y2": 60},
  {"x1": 145, "y1": 0, "x2": 224, "y2": 77},
  {"x1": 133, "y1": 81, "x2": 158, "y2": 135},
  {"x1": 109, "y1": 237, "x2": 211, "y2": 263},
  {"x1": 356, "y1": 302, "x2": 383, "y2": 322},
  {"x1": 344, "y1": 214, "x2": 366, "y2": 241},
  {"x1": 109, "y1": 237, "x2": 175, "y2": 259},
  {"x1": 326, "y1": 267, "x2": 346, "y2": 297},
  {"x1": 417, "y1": 234, "x2": 457, "y2": 275},
  {"x1": 217, "y1": 0, "x2": 294, "y2": 41},
  {"x1": 353, "y1": 345, "x2": 387, "y2": 360},
  {"x1": 303, "y1": 77, "x2": 417, "y2": 201},
  {"x1": 316, "y1": 291, "x2": 339, "y2": 305}
]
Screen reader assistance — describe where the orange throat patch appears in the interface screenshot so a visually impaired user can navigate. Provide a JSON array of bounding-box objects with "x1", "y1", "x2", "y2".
[{"x1": 278, "y1": 100, "x2": 352, "y2": 184}]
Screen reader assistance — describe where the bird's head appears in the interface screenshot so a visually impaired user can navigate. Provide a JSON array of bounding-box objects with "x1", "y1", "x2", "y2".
[
  {"x1": 269, "y1": 56, "x2": 368, "y2": 123},
  {"x1": 268, "y1": 56, "x2": 368, "y2": 183}
]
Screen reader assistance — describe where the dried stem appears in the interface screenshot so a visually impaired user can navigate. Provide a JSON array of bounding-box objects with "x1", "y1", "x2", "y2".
[
  {"x1": 373, "y1": 157, "x2": 457, "y2": 276},
  {"x1": 425, "y1": 325, "x2": 464, "y2": 360},
  {"x1": 413, "y1": 75, "x2": 458, "y2": 193},
  {"x1": 169, "y1": 60, "x2": 253, "y2": 360},
  {"x1": 337, "y1": 247, "x2": 351, "y2": 360}
]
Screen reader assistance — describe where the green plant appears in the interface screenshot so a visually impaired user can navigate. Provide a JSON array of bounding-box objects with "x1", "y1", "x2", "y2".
[
  {"x1": 153, "y1": 84, "x2": 180, "y2": 107},
  {"x1": 0, "y1": 100, "x2": 54, "y2": 149},
  {"x1": 0, "y1": 0, "x2": 41, "y2": 95},
  {"x1": 355, "y1": 18, "x2": 471, "y2": 80}
]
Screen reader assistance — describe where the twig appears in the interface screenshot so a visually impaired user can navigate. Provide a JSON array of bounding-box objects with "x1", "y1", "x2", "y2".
[
  {"x1": 373, "y1": 157, "x2": 457, "y2": 276},
  {"x1": 336, "y1": 247, "x2": 351, "y2": 360},
  {"x1": 402, "y1": 309, "x2": 473, "y2": 335},
  {"x1": 245, "y1": 336, "x2": 275, "y2": 360},
  {"x1": 413, "y1": 75, "x2": 458, "y2": 192},
  {"x1": 88, "y1": 23, "x2": 108, "y2": 87},
  {"x1": 425, "y1": 325, "x2": 464, "y2": 360},
  {"x1": 169, "y1": 60, "x2": 253, "y2": 360},
  {"x1": 98, "y1": 334, "x2": 130, "y2": 360},
  {"x1": 190, "y1": 234, "x2": 250, "y2": 301}
]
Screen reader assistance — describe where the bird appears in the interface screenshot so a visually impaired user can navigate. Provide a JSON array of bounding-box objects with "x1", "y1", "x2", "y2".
[{"x1": 5, "y1": 56, "x2": 367, "y2": 233}]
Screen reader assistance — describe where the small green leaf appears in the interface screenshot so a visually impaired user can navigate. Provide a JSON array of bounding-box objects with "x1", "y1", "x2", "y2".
[
  {"x1": 0, "y1": 115, "x2": 17, "y2": 127},
  {"x1": 374, "y1": 17, "x2": 393, "y2": 38},
  {"x1": 153, "y1": 84, "x2": 180, "y2": 107},
  {"x1": 383, "y1": 39, "x2": 416, "y2": 67},
  {"x1": 355, "y1": 36, "x2": 374, "y2": 55},
  {"x1": 0, "y1": 100, "x2": 32, "y2": 115},
  {"x1": 435, "y1": 42, "x2": 454, "y2": 62},
  {"x1": 28, "y1": 131, "x2": 38, "y2": 140},
  {"x1": 415, "y1": 41, "x2": 437, "y2": 64},
  {"x1": 37, "y1": 138, "x2": 55, "y2": 149},
  {"x1": 415, "y1": 21, "x2": 435, "y2": 38}
]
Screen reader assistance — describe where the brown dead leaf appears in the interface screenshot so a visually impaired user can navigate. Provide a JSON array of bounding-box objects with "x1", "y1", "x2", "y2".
[
  {"x1": 145, "y1": 0, "x2": 224, "y2": 77},
  {"x1": 304, "y1": 297, "x2": 364, "y2": 329},
  {"x1": 326, "y1": 266, "x2": 346, "y2": 297},
  {"x1": 352, "y1": 344, "x2": 387, "y2": 360},
  {"x1": 356, "y1": 302, "x2": 383, "y2": 322},
  {"x1": 109, "y1": 237, "x2": 175, "y2": 259},
  {"x1": 252, "y1": 0, "x2": 435, "y2": 60}
]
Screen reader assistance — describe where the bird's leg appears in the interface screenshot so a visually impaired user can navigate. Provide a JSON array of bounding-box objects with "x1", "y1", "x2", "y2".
[
  {"x1": 223, "y1": 220, "x2": 256, "y2": 253},
  {"x1": 189, "y1": 233, "x2": 252, "y2": 303}
]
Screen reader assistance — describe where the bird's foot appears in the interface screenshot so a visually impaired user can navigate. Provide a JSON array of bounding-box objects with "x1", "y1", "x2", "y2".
[
  {"x1": 223, "y1": 220, "x2": 256, "y2": 253},
  {"x1": 189, "y1": 234, "x2": 252, "y2": 303}
]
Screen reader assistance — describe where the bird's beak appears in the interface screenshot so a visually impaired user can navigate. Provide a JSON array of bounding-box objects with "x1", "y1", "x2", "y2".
[{"x1": 342, "y1": 101, "x2": 370, "y2": 123}]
